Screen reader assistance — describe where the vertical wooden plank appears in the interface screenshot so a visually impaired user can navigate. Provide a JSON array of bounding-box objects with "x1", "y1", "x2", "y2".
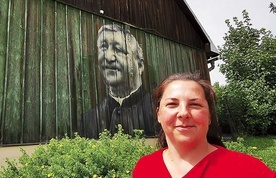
[
  {"x1": 127, "y1": 26, "x2": 149, "y2": 97},
  {"x1": 156, "y1": 37, "x2": 167, "y2": 81},
  {"x1": 181, "y1": 46, "x2": 188, "y2": 72},
  {"x1": 81, "y1": 17, "x2": 111, "y2": 136},
  {"x1": 162, "y1": 39, "x2": 172, "y2": 76},
  {"x1": 179, "y1": 45, "x2": 187, "y2": 72},
  {"x1": 41, "y1": 0, "x2": 56, "y2": 142},
  {"x1": 180, "y1": 44, "x2": 186, "y2": 72},
  {"x1": 178, "y1": 45, "x2": 185, "y2": 72},
  {"x1": 64, "y1": 5, "x2": 73, "y2": 137},
  {"x1": 54, "y1": 1, "x2": 59, "y2": 137},
  {"x1": 23, "y1": 0, "x2": 41, "y2": 143},
  {"x1": 67, "y1": 6, "x2": 82, "y2": 134},
  {"x1": 77, "y1": 11, "x2": 86, "y2": 135},
  {"x1": 154, "y1": 35, "x2": 163, "y2": 84},
  {"x1": 55, "y1": 3, "x2": 70, "y2": 138},
  {"x1": 145, "y1": 34, "x2": 158, "y2": 90},
  {"x1": 191, "y1": 50, "x2": 198, "y2": 72},
  {"x1": 175, "y1": 44, "x2": 182, "y2": 72},
  {"x1": 185, "y1": 47, "x2": 193, "y2": 72},
  {"x1": 20, "y1": 0, "x2": 28, "y2": 144},
  {"x1": 169, "y1": 41, "x2": 178, "y2": 74},
  {"x1": 129, "y1": 0, "x2": 136, "y2": 25},
  {"x1": 135, "y1": 29, "x2": 150, "y2": 93},
  {"x1": 80, "y1": 12, "x2": 93, "y2": 114},
  {"x1": 0, "y1": 0, "x2": 9, "y2": 144},
  {"x1": 197, "y1": 51, "x2": 209, "y2": 80},
  {"x1": 91, "y1": 16, "x2": 107, "y2": 134},
  {"x1": 95, "y1": 18, "x2": 109, "y2": 104},
  {"x1": 91, "y1": 18, "x2": 112, "y2": 111},
  {"x1": 3, "y1": 0, "x2": 26, "y2": 144}
]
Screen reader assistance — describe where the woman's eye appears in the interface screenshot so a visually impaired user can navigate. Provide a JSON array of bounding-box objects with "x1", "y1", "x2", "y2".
[
  {"x1": 190, "y1": 103, "x2": 202, "y2": 107},
  {"x1": 166, "y1": 103, "x2": 178, "y2": 107}
]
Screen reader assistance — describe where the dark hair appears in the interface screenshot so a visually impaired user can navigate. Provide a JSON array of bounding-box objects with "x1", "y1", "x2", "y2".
[{"x1": 153, "y1": 72, "x2": 225, "y2": 148}]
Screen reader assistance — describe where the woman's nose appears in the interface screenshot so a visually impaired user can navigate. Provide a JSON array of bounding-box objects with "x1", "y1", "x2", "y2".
[
  {"x1": 177, "y1": 105, "x2": 190, "y2": 119},
  {"x1": 105, "y1": 48, "x2": 116, "y2": 62}
]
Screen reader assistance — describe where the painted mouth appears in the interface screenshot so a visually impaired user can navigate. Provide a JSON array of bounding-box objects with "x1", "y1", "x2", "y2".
[
  {"x1": 103, "y1": 66, "x2": 121, "y2": 72},
  {"x1": 103, "y1": 64, "x2": 121, "y2": 70}
]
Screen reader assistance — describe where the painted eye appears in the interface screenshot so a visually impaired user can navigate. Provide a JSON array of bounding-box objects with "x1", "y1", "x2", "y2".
[
  {"x1": 114, "y1": 46, "x2": 123, "y2": 53},
  {"x1": 100, "y1": 42, "x2": 108, "y2": 51},
  {"x1": 114, "y1": 45, "x2": 128, "y2": 55}
]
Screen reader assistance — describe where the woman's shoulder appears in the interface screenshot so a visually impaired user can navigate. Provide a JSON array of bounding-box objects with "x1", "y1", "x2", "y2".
[
  {"x1": 215, "y1": 146, "x2": 264, "y2": 161},
  {"x1": 132, "y1": 148, "x2": 169, "y2": 178},
  {"x1": 136, "y1": 147, "x2": 165, "y2": 163},
  {"x1": 214, "y1": 146, "x2": 263, "y2": 163},
  {"x1": 211, "y1": 146, "x2": 275, "y2": 177}
]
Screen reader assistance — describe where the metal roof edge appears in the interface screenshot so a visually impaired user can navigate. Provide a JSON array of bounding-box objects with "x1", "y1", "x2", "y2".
[{"x1": 182, "y1": 0, "x2": 219, "y2": 56}]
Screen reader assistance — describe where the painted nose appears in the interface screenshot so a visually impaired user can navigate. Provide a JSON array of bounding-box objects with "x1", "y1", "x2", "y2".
[{"x1": 105, "y1": 48, "x2": 116, "y2": 62}]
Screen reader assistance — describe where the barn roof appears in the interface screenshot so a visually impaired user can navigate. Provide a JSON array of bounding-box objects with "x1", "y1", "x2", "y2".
[{"x1": 177, "y1": 0, "x2": 219, "y2": 57}]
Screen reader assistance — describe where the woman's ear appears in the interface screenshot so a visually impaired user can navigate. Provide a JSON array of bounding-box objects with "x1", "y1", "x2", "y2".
[{"x1": 156, "y1": 107, "x2": 161, "y2": 123}]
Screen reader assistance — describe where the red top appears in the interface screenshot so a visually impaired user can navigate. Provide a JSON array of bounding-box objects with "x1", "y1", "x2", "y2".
[{"x1": 132, "y1": 146, "x2": 276, "y2": 178}]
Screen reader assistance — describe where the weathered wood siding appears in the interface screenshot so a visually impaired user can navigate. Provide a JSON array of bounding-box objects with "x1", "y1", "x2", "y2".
[
  {"x1": 0, "y1": 0, "x2": 207, "y2": 145},
  {"x1": 57, "y1": 0, "x2": 208, "y2": 53}
]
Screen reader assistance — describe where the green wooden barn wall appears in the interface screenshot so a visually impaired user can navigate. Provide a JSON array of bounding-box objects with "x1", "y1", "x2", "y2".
[{"x1": 0, "y1": 0, "x2": 207, "y2": 145}]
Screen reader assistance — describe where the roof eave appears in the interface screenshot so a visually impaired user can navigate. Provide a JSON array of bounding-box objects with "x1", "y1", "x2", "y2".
[{"x1": 179, "y1": 0, "x2": 219, "y2": 57}]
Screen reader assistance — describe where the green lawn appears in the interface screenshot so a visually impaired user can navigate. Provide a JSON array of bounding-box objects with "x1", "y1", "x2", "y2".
[{"x1": 224, "y1": 135, "x2": 276, "y2": 170}]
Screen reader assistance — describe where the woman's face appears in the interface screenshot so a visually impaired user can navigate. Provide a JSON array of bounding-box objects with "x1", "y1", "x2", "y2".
[{"x1": 157, "y1": 80, "x2": 210, "y2": 146}]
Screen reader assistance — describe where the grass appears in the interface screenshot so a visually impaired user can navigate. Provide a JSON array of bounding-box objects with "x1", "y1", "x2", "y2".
[
  {"x1": 243, "y1": 135, "x2": 276, "y2": 170},
  {"x1": 224, "y1": 135, "x2": 276, "y2": 170}
]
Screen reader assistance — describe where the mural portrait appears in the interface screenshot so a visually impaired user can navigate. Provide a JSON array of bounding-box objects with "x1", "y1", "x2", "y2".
[{"x1": 81, "y1": 24, "x2": 156, "y2": 139}]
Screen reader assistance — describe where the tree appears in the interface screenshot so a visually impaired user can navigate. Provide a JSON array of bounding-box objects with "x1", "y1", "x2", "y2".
[
  {"x1": 269, "y1": 2, "x2": 276, "y2": 13},
  {"x1": 218, "y1": 10, "x2": 276, "y2": 135},
  {"x1": 214, "y1": 82, "x2": 247, "y2": 140}
]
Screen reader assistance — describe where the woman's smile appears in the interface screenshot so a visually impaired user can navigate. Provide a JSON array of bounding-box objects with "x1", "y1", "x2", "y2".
[{"x1": 175, "y1": 125, "x2": 196, "y2": 132}]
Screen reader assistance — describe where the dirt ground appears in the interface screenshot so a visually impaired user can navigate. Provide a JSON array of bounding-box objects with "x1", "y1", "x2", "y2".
[
  {"x1": 0, "y1": 144, "x2": 43, "y2": 171},
  {"x1": 0, "y1": 138, "x2": 157, "y2": 171}
]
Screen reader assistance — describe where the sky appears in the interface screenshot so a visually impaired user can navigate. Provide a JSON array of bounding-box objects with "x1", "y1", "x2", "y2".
[{"x1": 185, "y1": 0, "x2": 276, "y2": 85}]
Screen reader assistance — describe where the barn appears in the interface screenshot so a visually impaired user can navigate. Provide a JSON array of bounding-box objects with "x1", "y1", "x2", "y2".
[{"x1": 0, "y1": 0, "x2": 219, "y2": 145}]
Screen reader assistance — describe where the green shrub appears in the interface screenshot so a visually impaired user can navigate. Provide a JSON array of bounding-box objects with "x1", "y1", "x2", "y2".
[
  {"x1": 1, "y1": 128, "x2": 274, "y2": 177},
  {"x1": 0, "y1": 125, "x2": 155, "y2": 178}
]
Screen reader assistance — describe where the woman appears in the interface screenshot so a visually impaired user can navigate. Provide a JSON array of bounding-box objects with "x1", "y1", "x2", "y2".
[{"x1": 132, "y1": 73, "x2": 275, "y2": 178}]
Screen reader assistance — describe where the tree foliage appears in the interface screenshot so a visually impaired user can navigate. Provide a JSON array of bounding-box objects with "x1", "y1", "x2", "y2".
[
  {"x1": 217, "y1": 10, "x2": 276, "y2": 135},
  {"x1": 269, "y1": 2, "x2": 276, "y2": 13},
  {"x1": 214, "y1": 83, "x2": 247, "y2": 139}
]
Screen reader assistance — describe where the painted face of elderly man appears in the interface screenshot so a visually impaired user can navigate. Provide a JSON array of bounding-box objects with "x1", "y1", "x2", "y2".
[{"x1": 97, "y1": 24, "x2": 144, "y2": 98}]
